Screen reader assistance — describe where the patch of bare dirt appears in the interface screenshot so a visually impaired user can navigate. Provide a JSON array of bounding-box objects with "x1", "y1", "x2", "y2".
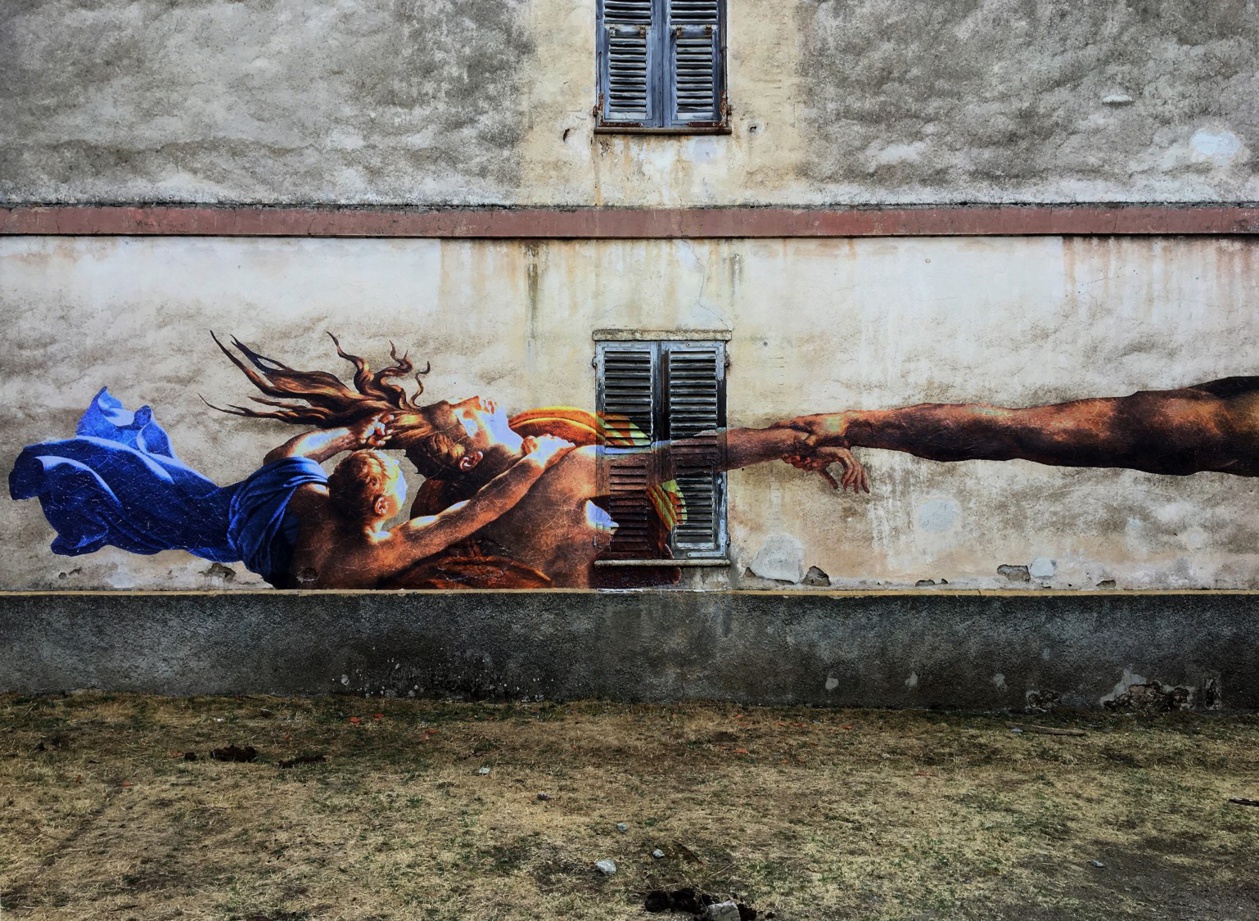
[{"x1": 0, "y1": 694, "x2": 1255, "y2": 920}]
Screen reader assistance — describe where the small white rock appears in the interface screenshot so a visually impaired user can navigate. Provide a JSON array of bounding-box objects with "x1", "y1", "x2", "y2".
[
  {"x1": 476, "y1": 766, "x2": 491, "y2": 775},
  {"x1": 616, "y1": 822, "x2": 629, "y2": 833},
  {"x1": 702, "y1": 901, "x2": 741, "y2": 921},
  {"x1": 652, "y1": 848, "x2": 666, "y2": 859},
  {"x1": 595, "y1": 859, "x2": 617, "y2": 875},
  {"x1": 1090, "y1": 859, "x2": 1106, "y2": 869}
]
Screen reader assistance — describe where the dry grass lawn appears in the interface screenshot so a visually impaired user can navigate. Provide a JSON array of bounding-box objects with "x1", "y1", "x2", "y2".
[{"x1": 1, "y1": 693, "x2": 1257, "y2": 920}]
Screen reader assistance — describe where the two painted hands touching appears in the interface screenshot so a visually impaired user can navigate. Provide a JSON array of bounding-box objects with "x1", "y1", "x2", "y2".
[{"x1": 775, "y1": 415, "x2": 870, "y2": 494}]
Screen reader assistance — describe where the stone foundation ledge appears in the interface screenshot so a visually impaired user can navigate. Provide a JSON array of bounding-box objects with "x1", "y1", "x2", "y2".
[{"x1": 2, "y1": 591, "x2": 1255, "y2": 709}]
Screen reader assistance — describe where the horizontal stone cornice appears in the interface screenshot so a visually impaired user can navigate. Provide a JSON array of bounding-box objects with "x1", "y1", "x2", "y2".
[{"x1": 3, "y1": 204, "x2": 1259, "y2": 238}]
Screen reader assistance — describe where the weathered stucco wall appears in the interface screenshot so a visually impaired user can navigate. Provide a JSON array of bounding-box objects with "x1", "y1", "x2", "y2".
[
  {"x1": 0, "y1": 0, "x2": 536, "y2": 204},
  {"x1": 4, "y1": 234, "x2": 1258, "y2": 591},
  {"x1": 3, "y1": 0, "x2": 1256, "y2": 206},
  {"x1": 797, "y1": 0, "x2": 1259, "y2": 204}
]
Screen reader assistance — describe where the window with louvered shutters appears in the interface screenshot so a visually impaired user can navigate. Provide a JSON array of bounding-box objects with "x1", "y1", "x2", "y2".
[
  {"x1": 596, "y1": 340, "x2": 727, "y2": 560},
  {"x1": 597, "y1": 0, "x2": 727, "y2": 130}
]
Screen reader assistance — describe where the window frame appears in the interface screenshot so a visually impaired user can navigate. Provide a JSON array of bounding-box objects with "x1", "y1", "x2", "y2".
[
  {"x1": 595, "y1": 0, "x2": 731, "y2": 135},
  {"x1": 593, "y1": 334, "x2": 730, "y2": 564}
]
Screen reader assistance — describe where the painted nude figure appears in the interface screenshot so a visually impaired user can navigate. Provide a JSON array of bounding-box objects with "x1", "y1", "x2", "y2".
[{"x1": 264, "y1": 414, "x2": 575, "y2": 588}]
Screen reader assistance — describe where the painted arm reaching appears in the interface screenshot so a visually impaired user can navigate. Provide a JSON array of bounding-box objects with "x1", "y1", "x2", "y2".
[
  {"x1": 772, "y1": 376, "x2": 1259, "y2": 489},
  {"x1": 264, "y1": 413, "x2": 392, "y2": 465}
]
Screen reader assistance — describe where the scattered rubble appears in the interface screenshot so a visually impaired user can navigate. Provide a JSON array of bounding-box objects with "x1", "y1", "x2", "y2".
[
  {"x1": 1101, "y1": 669, "x2": 1207, "y2": 713},
  {"x1": 1104, "y1": 683, "x2": 1191, "y2": 714},
  {"x1": 644, "y1": 888, "x2": 758, "y2": 919},
  {"x1": 1024, "y1": 689, "x2": 1061, "y2": 713}
]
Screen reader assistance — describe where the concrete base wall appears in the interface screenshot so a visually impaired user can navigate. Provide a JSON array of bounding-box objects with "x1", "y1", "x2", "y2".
[{"x1": 3, "y1": 591, "x2": 1255, "y2": 710}]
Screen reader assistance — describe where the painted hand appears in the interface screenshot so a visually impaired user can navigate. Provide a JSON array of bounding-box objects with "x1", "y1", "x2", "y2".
[
  {"x1": 350, "y1": 412, "x2": 392, "y2": 449},
  {"x1": 772, "y1": 412, "x2": 850, "y2": 446},
  {"x1": 784, "y1": 444, "x2": 870, "y2": 493}
]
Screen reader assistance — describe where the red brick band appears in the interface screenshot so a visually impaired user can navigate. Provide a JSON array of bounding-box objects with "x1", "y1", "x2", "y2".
[{"x1": 2, "y1": 205, "x2": 1257, "y2": 238}]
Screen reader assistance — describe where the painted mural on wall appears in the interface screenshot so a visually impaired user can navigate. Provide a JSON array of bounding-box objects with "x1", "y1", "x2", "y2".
[{"x1": 9, "y1": 333, "x2": 1259, "y2": 590}]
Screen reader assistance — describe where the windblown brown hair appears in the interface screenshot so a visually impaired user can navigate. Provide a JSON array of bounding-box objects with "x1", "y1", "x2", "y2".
[
  {"x1": 209, "y1": 332, "x2": 472, "y2": 477},
  {"x1": 210, "y1": 332, "x2": 429, "y2": 424}
]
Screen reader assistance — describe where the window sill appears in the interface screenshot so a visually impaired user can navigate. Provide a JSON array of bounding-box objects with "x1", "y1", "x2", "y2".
[
  {"x1": 595, "y1": 558, "x2": 730, "y2": 568},
  {"x1": 594, "y1": 125, "x2": 732, "y2": 136}
]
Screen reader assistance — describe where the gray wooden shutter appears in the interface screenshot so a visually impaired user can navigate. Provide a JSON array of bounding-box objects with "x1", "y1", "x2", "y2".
[
  {"x1": 664, "y1": 342, "x2": 726, "y2": 555},
  {"x1": 666, "y1": 0, "x2": 723, "y2": 126},
  {"x1": 597, "y1": 344, "x2": 657, "y2": 556},
  {"x1": 598, "y1": 0, "x2": 656, "y2": 126},
  {"x1": 596, "y1": 339, "x2": 727, "y2": 560}
]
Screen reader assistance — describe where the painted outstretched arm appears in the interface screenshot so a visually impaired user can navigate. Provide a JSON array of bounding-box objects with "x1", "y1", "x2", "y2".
[
  {"x1": 775, "y1": 404, "x2": 1080, "y2": 463},
  {"x1": 375, "y1": 435, "x2": 574, "y2": 573},
  {"x1": 775, "y1": 380, "x2": 1259, "y2": 479},
  {"x1": 263, "y1": 414, "x2": 391, "y2": 465}
]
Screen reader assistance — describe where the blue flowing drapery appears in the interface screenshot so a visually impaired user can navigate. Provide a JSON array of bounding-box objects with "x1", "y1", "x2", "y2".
[{"x1": 9, "y1": 389, "x2": 326, "y2": 585}]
